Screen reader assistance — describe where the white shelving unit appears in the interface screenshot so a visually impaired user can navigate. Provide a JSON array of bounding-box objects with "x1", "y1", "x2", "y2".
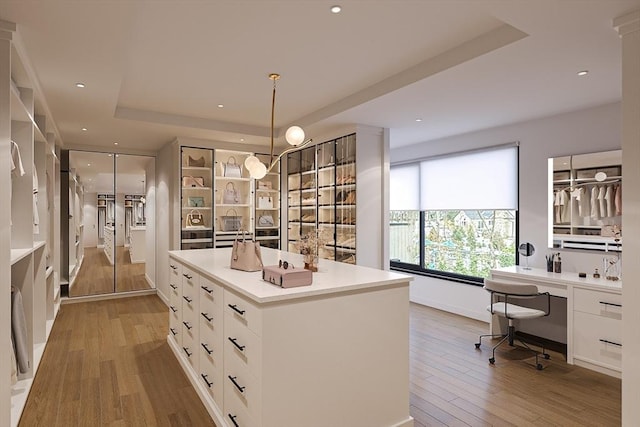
[{"x1": 1, "y1": 20, "x2": 62, "y2": 427}]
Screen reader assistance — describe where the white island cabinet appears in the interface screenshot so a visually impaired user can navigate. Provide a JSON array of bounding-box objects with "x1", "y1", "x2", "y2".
[{"x1": 167, "y1": 247, "x2": 414, "y2": 427}]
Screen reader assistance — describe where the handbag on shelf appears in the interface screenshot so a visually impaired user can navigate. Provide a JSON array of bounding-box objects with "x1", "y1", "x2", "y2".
[
  {"x1": 223, "y1": 182, "x2": 241, "y2": 204},
  {"x1": 230, "y1": 230, "x2": 263, "y2": 272},
  {"x1": 258, "y1": 180, "x2": 273, "y2": 190},
  {"x1": 186, "y1": 209, "x2": 205, "y2": 227},
  {"x1": 221, "y1": 208, "x2": 242, "y2": 232},
  {"x1": 257, "y1": 194, "x2": 273, "y2": 209},
  {"x1": 257, "y1": 212, "x2": 275, "y2": 227},
  {"x1": 188, "y1": 156, "x2": 206, "y2": 167},
  {"x1": 223, "y1": 156, "x2": 242, "y2": 178},
  {"x1": 182, "y1": 175, "x2": 204, "y2": 188},
  {"x1": 187, "y1": 196, "x2": 204, "y2": 207}
]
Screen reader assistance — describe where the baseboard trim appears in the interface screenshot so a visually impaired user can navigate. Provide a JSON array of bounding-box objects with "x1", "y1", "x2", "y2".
[
  {"x1": 61, "y1": 289, "x2": 157, "y2": 305},
  {"x1": 410, "y1": 296, "x2": 488, "y2": 322}
]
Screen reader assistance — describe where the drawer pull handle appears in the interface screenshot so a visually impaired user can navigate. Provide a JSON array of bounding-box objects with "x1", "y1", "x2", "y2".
[
  {"x1": 201, "y1": 373, "x2": 213, "y2": 388},
  {"x1": 228, "y1": 414, "x2": 240, "y2": 427},
  {"x1": 183, "y1": 347, "x2": 192, "y2": 357},
  {"x1": 183, "y1": 296, "x2": 193, "y2": 304},
  {"x1": 201, "y1": 343, "x2": 213, "y2": 355},
  {"x1": 228, "y1": 337, "x2": 245, "y2": 352},
  {"x1": 169, "y1": 328, "x2": 177, "y2": 336},
  {"x1": 228, "y1": 304, "x2": 245, "y2": 315},
  {"x1": 201, "y1": 312, "x2": 213, "y2": 322},
  {"x1": 170, "y1": 284, "x2": 177, "y2": 290},
  {"x1": 170, "y1": 305, "x2": 178, "y2": 313},
  {"x1": 228, "y1": 375, "x2": 246, "y2": 393},
  {"x1": 183, "y1": 321, "x2": 193, "y2": 330},
  {"x1": 599, "y1": 301, "x2": 622, "y2": 308},
  {"x1": 183, "y1": 273, "x2": 193, "y2": 280},
  {"x1": 599, "y1": 339, "x2": 622, "y2": 347},
  {"x1": 201, "y1": 285, "x2": 213, "y2": 294},
  {"x1": 170, "y1": 264, "x2": 177, "y2": 270}
]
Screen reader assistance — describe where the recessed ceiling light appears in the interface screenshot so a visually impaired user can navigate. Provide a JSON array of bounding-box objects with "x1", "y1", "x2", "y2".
[
  {"x1": 108, "y1": 154, "x2": 112, "y2": 157},
  {"x1": 81, "y1": 127, "x2": 87, "y2": 131},
  {"x1": 114, "y1": 142, "x2": 119, "y2": 146},
  {"x1": 330, "y1": 5, "x2": 342, "y2": 13},
  {"x1": 87, "y1": 163, "x2": 91, "y2": 166},
  {"x1": 75, "y1": 82, "x2": 85, "y2": 88},
  {"x1": 218, "y1": 104, "x2": 224, "y2": 108},
  {"x1": 577, "y1": 70, "x2": 588, "y2": 76},
  {"x1": 115, "y1": 154, "x2": 119, "y2": 158},
  {"x1": 240, "y1": 138, "x2": 245, "y2": 142},
  {"x1": 415, "y1": 118, "x2": 423, "y2": 122}
]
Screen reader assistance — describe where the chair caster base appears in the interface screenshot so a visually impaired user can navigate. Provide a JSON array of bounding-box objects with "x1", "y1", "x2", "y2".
[
  {"x1": 543, "y1": 353, "x2": 550, "y2": 360},
  {"x1": 536, "y1": 363, "x2": 543, "y2": 370},
  {"x1": 475, "y1": 343, "x2": 480, "y2": 349},
  {"x1": 489, "y1": 357, "x2": 495, "y2": 365}
]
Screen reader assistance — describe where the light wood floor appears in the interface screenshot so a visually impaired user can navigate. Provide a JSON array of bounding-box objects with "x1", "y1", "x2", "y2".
[
  {"x1": 19, "y1": 295, "x2": 215, "y2": 427},
  {"x1": 20, "y1": 296, "x2": 620, "y2": 426},
  {"x1": 410, "y1": 303, "x2": 621, "y2": 426},
  {"x1": 71, "y1": 246, "x2": 151, "y2": 297}
]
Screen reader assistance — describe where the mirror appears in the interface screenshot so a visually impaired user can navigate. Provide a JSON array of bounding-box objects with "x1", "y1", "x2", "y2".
[
  {"x1": 63, "y1": 150, "x2": 156, "y2": 297},
  {"x1": 518, "y1": 242, "x2": 535, "y2": 269},
  {"x1": 548, "y1": 149, "x2": 622, "y2": 252}
]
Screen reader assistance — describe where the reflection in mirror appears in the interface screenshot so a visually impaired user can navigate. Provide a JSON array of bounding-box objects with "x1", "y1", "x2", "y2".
[
  {"x1": 68, "y1": 151, "x2": 115, "y2": 297},
  {"x1": 548, "y1": 149, "x2": 622, "y2": 252},
  {"x1": 116, "y1": 154, "x2": 156, "y2": 293}
]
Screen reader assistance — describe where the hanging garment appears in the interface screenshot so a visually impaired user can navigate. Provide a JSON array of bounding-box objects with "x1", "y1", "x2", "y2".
[
  {"x1": 604, "y1": 185, "x2": 614, "y2": 218},
  {"x1": 598, "y1": 185, "x2": 607, "y2": 219},
  {"x1": 590, "y1": 185, "x2": 600, "y2": 220},
  {"x1": 98, "y1": 207, "x2": 105, "y2": 239},
  {"x1": 571, "y1": 187, "x2": 590, "y2": 218},
  {"x1": 554, "y1": 189, "x2": 569, "y2": 223},
  {"x1": 11, "y1": 140, "x2": 25, "y2": 177},
  {"x1": 10, "y1": 334, "x2": 17, "y2": 385},
  {"x1": 33, "y1": 166, "x2": 39, "y2": 234},
  {"x1": 614, "y1": 184, "x2": 622, "y2": 216},
  {"x1": 11, "y1": 286, "x2": 30, "y2": 374}
]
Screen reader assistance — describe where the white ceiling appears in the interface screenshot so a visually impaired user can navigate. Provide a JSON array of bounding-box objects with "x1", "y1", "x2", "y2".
[{"x1": 1, "y1": 0, "x2": 638, "y2": 153}]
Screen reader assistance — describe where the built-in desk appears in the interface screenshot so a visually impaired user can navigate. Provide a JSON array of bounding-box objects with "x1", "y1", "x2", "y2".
[{"x1": 490, "y1": 266, "x2": 622, "y2": 378}]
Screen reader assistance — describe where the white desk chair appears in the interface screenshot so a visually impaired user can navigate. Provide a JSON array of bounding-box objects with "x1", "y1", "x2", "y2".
[{"x1": 475, "y1": 279, "x2": 551, "y2": 370}]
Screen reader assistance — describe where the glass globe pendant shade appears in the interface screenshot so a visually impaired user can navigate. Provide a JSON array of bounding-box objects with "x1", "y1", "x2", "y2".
[
  {"x1": 245, "y1": 155, "x2": 260, "y2": 170},
  {"x1": 251, "y1": 161, "x2": 268, "y2": 179},
  {"x1": 285, "y1": 126, "x2": 305, "y2": 146}
]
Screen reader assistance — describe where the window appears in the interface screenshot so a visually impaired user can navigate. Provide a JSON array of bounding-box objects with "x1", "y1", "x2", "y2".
[{"x1": 390, "y1": 144, "x2": 518, "y2": 284}]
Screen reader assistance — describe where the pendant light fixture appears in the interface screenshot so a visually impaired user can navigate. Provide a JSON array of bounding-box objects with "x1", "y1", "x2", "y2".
[{"x1": 244, "y1": 73, "x2": 312, "y2": 179}]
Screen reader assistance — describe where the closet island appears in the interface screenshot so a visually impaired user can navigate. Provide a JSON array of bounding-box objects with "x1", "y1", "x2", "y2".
[{"x1": 167, "y1": 247, "x2": 414, "y2": 427}]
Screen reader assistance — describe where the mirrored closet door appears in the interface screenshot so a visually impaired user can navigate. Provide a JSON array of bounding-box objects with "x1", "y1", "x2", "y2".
[{"x1": 62, "y1": 150, "x2": 155, "y2": 297}]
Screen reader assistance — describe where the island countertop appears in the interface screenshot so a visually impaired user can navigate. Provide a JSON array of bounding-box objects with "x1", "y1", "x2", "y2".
[{"x1": 169, "y1": 247, "x2": 413, "y2": 304}]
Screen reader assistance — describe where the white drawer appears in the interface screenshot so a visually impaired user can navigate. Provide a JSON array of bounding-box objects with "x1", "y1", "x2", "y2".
[
  {"x1": 169, "y1": 259, "x2": 182, "y2": 281},
  {"x1": 574, "y1": 287, "x2": 622, "y2": 319},
  {"x1": 200, "y1": 304, "x2": 223, "y2": 345},
  {"x1": 200, "y1": 276, "x2": 223, "y2": 307},
  {"x1": 224, "y1": 350, "x2": 261, "y2": 423},
  {"x1": 224, "y1": 312, "x2": 262, "y2": 379},
  {"x1": 199, "y1": 344, "x2": 224, "y2": 408},
  {"x1": 224, "y1": 384, "x2": 259, "y2": 427},
  {"x1": 181, "y1": 332, "x2": 198, "y2": 369},
  {"x1": 169, "y1": 310, "x2": 181, "y2": 347},
  {"x1": 182, "y1": 266, "x2": 200, "y2": 293},
  {"x1": 573, "y1": 311, "x2": 622, "y2": 370},
  {"x1": 182, "y1": 307, "x2": 199, "y2": 348},
  {"x1": 224, "y1": 290, "x2": 262, "y2": 337}
]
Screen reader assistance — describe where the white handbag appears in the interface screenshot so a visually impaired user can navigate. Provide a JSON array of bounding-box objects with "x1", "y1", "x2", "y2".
[
  {"x1": 257, "y1": 194, "x2": 273, "y2": 209},
  {"x1": 223, "y1": 182, "x2": 241, "y2": 204}
]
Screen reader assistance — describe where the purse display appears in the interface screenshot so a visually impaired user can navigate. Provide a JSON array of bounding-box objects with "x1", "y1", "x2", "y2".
[
  {"x1": 262, "y1": 264, "x2": 313, "y2": 288},
  {"x1": 221, "y1": 208, "x2": 242, "y2": 231},
  {"x1": 230, "y1": 230, "x2": 263, "y2": 272},
  {"x1": 188, "y1": 196, "x2": 204, "y2": 207},
  {"x1": 188, "y1": 156, "x2": 206, "y2": 167},
  {"x1": 258, "y1": 181, "x2": 273, "y2": 190},
  {"x1": 222, "y1": 182, "x2": 241, "y2": 204},
  {"x1": 257, "y1": 194, "x2": 273, "y2": 209},
  {"x1": 186, "y1": 209, "x2": 205, "y2": 227},
  {"x1": 223, "y1": 156, "x2": 242, "y2": 178},
  {"x1": 182, "y1": 175, "x2": 204, "y2": 188},
  {"x1": 257, "y1": 212, "x2": 275, "y2": 227}
]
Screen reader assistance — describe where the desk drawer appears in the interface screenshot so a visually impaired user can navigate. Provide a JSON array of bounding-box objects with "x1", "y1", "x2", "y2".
[
  {"x1": 200, "y1": 276, "x2": 223, "y2": 307},
  {"x1": 573, "y1": 311, "x2": 622, "y2": 370},
  {"x1": 224, "y1": 312, "x2": 262, "y2": 378},
  {"x1": 225, "y1": 290, "x2": 262, "y2": 337},
  {"x1": 574, "y1": 288, "x2": 622, "y2": 319},
  {"x1": 224, "y1": 349, "x2": 261, "y2": 423},
  {"x1": 199, "y1": 344, "x2": 224, "y2": 408},
  {"x1": 182, "y1": 266, "x2": 200, "y2": 293}
]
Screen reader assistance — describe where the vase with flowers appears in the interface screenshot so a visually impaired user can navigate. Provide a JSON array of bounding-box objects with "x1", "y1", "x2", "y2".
[{"x1": 298, "y1": 228, "x2": 331, "y2": 272}]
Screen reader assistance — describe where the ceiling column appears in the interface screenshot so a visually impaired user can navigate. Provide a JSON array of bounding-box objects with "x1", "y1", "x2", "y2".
[{"x1": 615, "y1": 9, "x2": 640, "y2": 427}]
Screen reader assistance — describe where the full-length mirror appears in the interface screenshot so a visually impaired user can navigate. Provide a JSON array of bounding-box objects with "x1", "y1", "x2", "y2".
[
  {"x1": 62, "y1": 150, "x2": 156, "y2": 297},
  {"x1": 548, "y1": 149, "x2": 622, "y2": 252}
]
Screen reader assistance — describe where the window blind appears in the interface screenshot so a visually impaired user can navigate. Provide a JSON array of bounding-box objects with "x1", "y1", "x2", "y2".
[{"x1": 390, "y1": 163, "x2": 419, "y2": 210}]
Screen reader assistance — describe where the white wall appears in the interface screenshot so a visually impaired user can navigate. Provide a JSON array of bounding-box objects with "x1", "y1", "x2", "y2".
[
  {"x1": 82, "y1": 192, "x2": 98, "y2": 248},
  {"x1": 155, "y1": 143, "x2": 174, "y2": 303},
  {"x1": 391, "y1": 102, "x2": 621, "y2": 327},
  {"x1": 145, "y1": 161, "x2": 156, "y2": 287}
]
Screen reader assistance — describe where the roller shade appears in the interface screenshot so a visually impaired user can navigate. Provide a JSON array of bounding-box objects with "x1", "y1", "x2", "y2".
[{"x1": 390, "y1": 163, "x2": 419, "y2": 210}]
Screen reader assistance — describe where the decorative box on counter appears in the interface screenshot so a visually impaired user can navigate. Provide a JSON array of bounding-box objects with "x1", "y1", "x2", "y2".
[{"x1": 262, "y1": 265, "x2": 313, "y2": 288}]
